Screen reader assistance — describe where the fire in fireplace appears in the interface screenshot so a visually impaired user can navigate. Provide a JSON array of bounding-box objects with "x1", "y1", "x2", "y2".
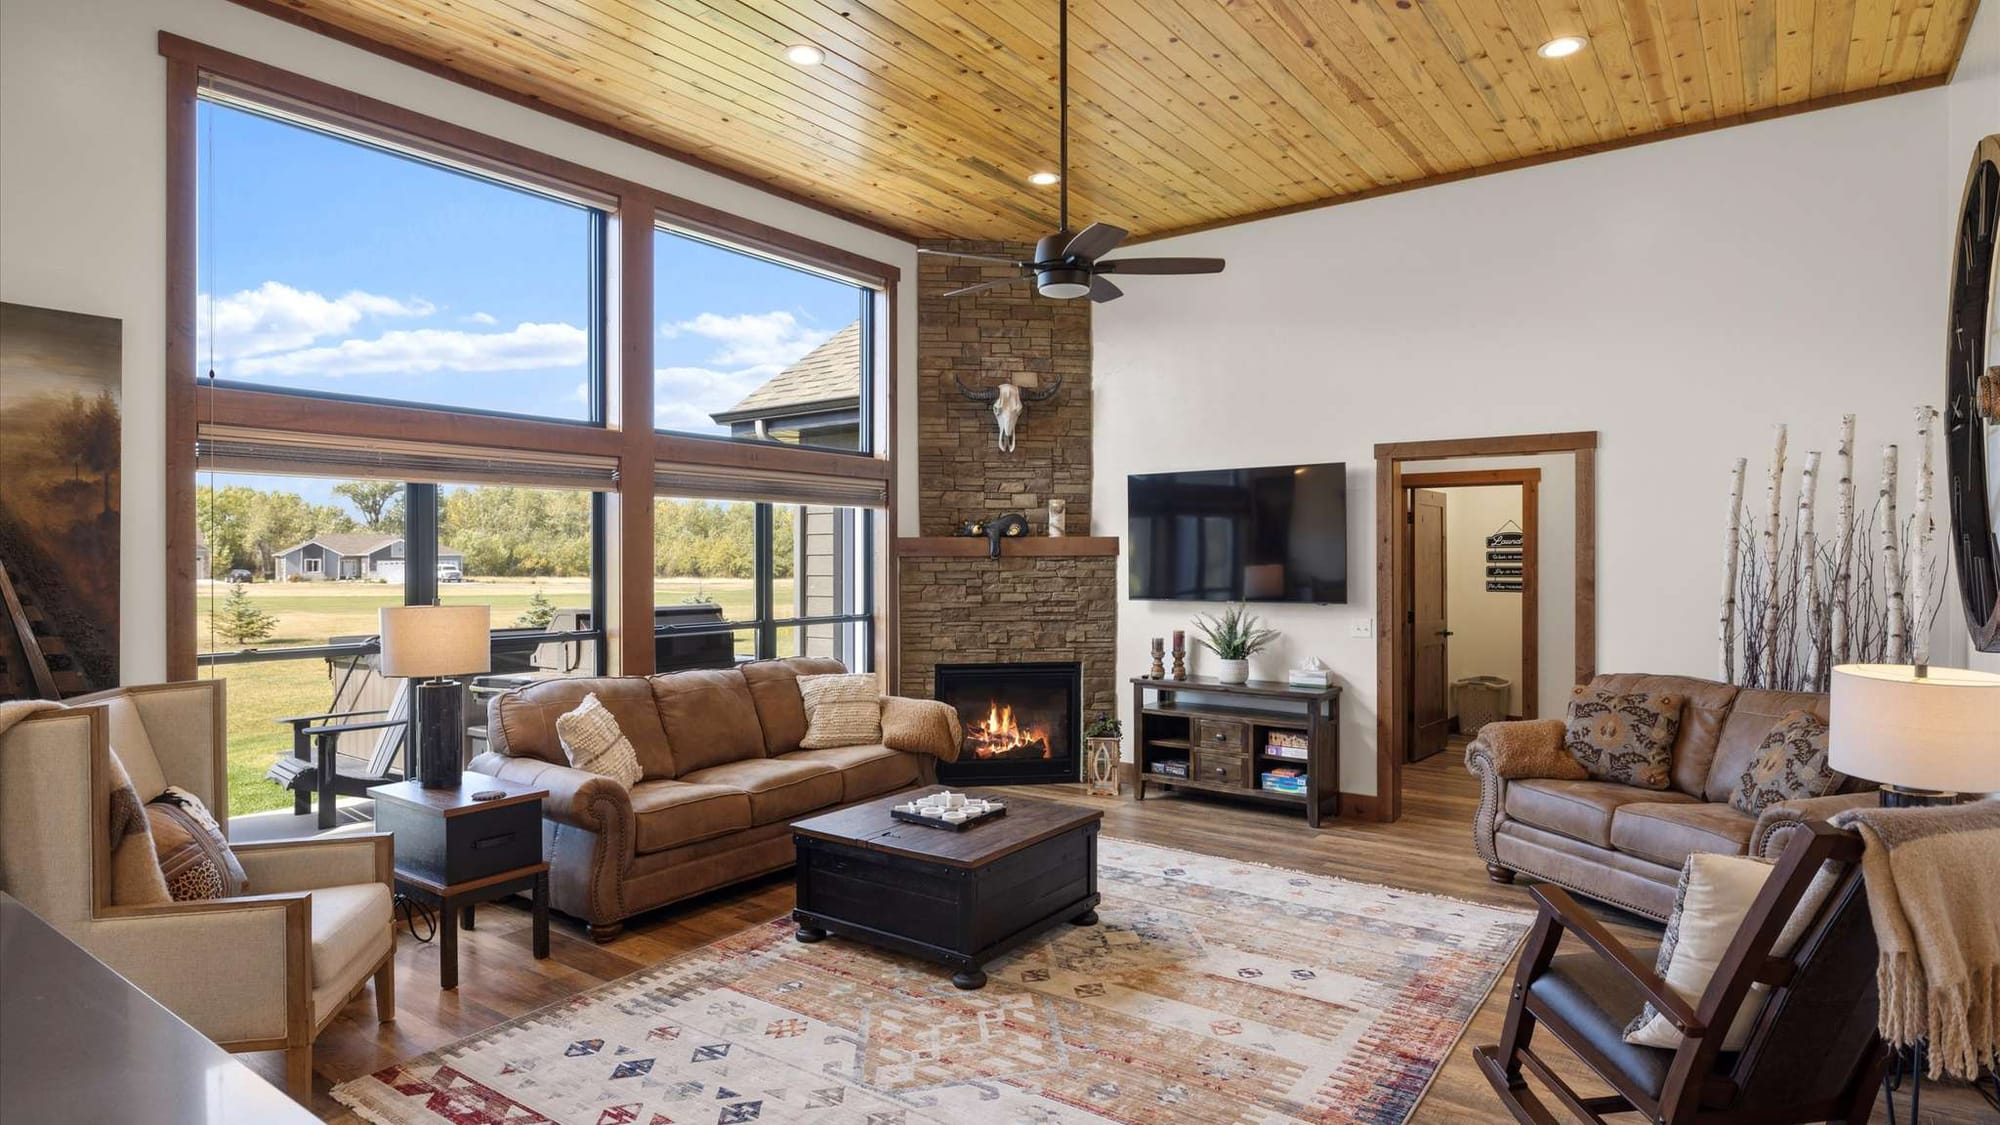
[{"x1": 934, "y1": 661, "x2": 1081, "y2": 785}]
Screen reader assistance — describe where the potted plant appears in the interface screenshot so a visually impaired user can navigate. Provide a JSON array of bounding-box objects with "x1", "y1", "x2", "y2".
[
  {"x1": 1191, "y1": 602, "x2": 1280, "y2": 685},
  {"x1": 1083, "y1": 712, "x2": 1123, "y2": 797}
]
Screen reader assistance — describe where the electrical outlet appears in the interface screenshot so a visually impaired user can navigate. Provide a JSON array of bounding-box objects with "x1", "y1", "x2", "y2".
[{"x1": 1349, "y1": 619, "x2": 1373, "y2": 639}]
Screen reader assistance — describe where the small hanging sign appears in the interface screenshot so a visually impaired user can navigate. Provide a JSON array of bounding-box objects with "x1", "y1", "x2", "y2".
[{"x1": 1485, "y1": 519, "x2": 1526, "y2": 594}]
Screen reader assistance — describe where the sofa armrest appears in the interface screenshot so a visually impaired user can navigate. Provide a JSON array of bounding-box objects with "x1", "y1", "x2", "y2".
[
  {"x1": 880, "y1": 696, "x2": 963, "y2": 762},
  {"x1": 1751, "y1": 791, "x2": 1880, "y2": 860},
  {"x1": 90, "y1": 892, "x2": 308, "y2": 1045},
  {"x1": 470, "y1": 752, "x2": 634, "y2": 838},
  {"x1": 1465, "y1": 735, "x2": 1509, "y2": 868},
  {"x1": 232, "y1": 833, "x2": 393, "y2": 895}
]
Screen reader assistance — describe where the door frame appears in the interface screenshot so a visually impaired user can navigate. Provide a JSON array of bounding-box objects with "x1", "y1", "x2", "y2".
[
  {"x1": 1401, "y1": 470, "x2": 1542, "y2": 763},
  {"x1": 1373, "y1": 432, "x2": 1598, "y2": 822}
]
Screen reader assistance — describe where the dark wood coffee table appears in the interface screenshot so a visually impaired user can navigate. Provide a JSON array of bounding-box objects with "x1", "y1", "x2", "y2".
[{"x1": 790, "y1": 786, "x2": 1101, "y2": 989}]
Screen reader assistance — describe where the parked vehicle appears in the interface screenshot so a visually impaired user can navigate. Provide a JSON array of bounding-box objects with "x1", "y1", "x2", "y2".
[
  {"x1": 438, "y1": 564, "x2": 465, "y2": 583},
  {"x1": 225, "y1": 569, "x2": 255, "y2": 583}
]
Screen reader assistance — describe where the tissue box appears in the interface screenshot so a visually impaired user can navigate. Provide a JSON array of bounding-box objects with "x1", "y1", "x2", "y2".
[{"x1": 1288, "y1": 667, "x2": 1334, "y2": 687}]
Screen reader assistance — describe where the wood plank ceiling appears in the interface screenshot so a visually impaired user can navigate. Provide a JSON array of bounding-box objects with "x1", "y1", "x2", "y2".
[{"x1": 244, "y1": 0, "x2": 1979, "y2": 241}]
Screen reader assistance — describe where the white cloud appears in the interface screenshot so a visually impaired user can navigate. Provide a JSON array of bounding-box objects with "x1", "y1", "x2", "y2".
[
  {"x1": 463, "y1": 311, "x2": 498, "y2": 326},
  {"x1": 237, "y1": 322, "x2": 587, "y2": 378},
  {"x1": 198, "y1": 281, "x2": 434, "y2": 361},
  {"x1": 653, "y1": 363, "x2": 787, "y2": 432},
  {"x1": 660, "y1": 310, "x2": 831, "y2": 368}
]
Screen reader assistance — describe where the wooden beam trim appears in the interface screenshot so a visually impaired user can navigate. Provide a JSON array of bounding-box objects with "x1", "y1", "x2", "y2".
[
  {"x1": 165, "y1": 57, "x2": 200, "y2": 682},
  {"x1": 202, "y1": 4, "x2": 913, "y2": 243},
  {"x1": 611, "y1": 198, "x2": 656, "y2": 675},
  {"x1": 1373, "y1": 431, "x2": 1599, "y2": 459}
]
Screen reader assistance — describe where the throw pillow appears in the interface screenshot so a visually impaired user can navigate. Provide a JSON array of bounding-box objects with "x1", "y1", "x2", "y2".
[
  {"x1": 145, "y1": 786, "x2": 248, "y2": 902},
  {"x1": 1564, "y1": 688, "x2": 1683, "y2": 790},
  {"x1": 1730, "y1": 710, "x2": 1843, "y2": 816},
  {"x1": 553, "y1": 693, "x2": 644, "y2": 788},
  {"x1": 1624, "y1": 852, "x2": 1840, "y2": 1050},
  {"x1": 107, "y1": 751, "x2": 171, "y2": 906},
  {"x1": 1480, "y1": 719, "x2": 1587, "y2": 780},
  {"x1": 799, "y1": 673, "x2": 883, "y2": 750},
  {"x1": 880, "y1": 696, "x2": 964, "y2": 761}
]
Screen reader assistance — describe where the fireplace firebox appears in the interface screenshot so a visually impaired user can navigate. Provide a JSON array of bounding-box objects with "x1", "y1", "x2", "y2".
[{"x1": 934, "y1": 661, "x2": 1081, "y2": 785}]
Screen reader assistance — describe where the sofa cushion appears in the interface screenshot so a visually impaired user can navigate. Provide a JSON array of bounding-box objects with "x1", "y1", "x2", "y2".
[
  {"x1": 778, "y1": 745, "x2": 921, "y2": 803},
  {"x1": 1729, "y1": 710, "x2": 1842, "y2": 815},
  {"x1": 1706, "y1": 688, "x2": 1831, "y2": 803},
  {"x1": 741, "y1": 658, "x2": 847, "y2": 756},
  {"x1": 1610, "y1": 801, "x2": 1756, "y2": 869},
  {"x1": 677, "y1": 758, "x2": 843, "y2": 825},
  {"x1": 650, "y1": 669, "x2": 767, "y2": 774},
  {"x1": 799, "y1": 673, "x2": 883, "y2": 749},
  {"x1": 553, "y1": 693, "x2": 643, "y2": 788},
  {"x1": 492, "y1": 677, "x2": 674, "y2": 777},
  {"x1": 1506, "y1": 779, "x2": 1699, "y2": 848},
  {"x1": 630, "y1": 780, "x2": 753, "y2": 854},
  {"x1": 308, "y1": 882, "x2": 392, "y2": 987},
  {"x1": 1564, "y1": 688, "x2": 1685, "y2": 790},
  {"x1": 1585, "y1": 674, "x2": 1740, "y2": 797},
  {"x1": 145, "y1": 787, "x2": 248, "y2": 901}
]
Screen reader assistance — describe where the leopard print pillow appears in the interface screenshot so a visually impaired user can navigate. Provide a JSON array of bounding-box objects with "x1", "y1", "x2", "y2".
[
  {"x1": 1730, "y1": 710, "x2": 1843, "y2": 815},
  {"x1": 1563, "y1": 688, "x2": 1683, "y2": 790}
]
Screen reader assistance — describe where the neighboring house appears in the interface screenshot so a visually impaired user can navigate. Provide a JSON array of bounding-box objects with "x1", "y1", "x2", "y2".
[
  {"x1": 708, "y1": 321, "x2": 862, "y2": 450},
  {"x1": 273, "y1": 534, "x2": 465, "y2": 581},
  {"x1": 193, "y1": 532, "x2": 210, "y2": 580}
]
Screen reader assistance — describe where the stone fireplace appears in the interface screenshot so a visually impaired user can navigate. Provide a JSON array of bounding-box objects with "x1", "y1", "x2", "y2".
[{"x1": 934, "y1": 661, "x2": 1081, "y2": 785}]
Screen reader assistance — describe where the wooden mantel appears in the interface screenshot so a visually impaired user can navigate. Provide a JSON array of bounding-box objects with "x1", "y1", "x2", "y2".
[{"x1": 894, "y1": 537, "x2": 1120, "y2": 558}]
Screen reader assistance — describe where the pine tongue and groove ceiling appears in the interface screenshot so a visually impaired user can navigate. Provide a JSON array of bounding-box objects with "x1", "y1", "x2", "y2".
[{"x1": 245, "y1": 0, "x2": 1977, "y2": 241}]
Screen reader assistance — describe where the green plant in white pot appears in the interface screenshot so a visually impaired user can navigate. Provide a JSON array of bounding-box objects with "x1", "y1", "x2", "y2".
[{"x1": 1191, "y1": 603, "x2": 1280, "y2": 685}]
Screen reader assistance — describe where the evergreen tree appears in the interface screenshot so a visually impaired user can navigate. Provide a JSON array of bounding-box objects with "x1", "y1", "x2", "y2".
[
  {"x1": 515, "y1": 587, "x2": 558, "y2": 629},
  {"x1": 215, "y1": 584, "x2": 278, "y2": 647}
]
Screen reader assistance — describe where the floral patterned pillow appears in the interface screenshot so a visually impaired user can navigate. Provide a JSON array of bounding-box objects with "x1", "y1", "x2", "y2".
[
  {"x1": 1563, "y1": 688, "x2": 1683, "y2": 790},
  {"x1": 1730, "y1": 710, "x2": 1843, "y2": 815}
]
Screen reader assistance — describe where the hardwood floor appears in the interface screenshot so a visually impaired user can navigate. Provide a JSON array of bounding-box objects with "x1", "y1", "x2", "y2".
[{"x1": 278, "y1": 754, "x2": 1993, "y2": 1122}]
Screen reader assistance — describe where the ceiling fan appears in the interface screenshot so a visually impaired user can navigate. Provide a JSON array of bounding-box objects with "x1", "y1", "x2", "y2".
[{"x1": 917, "y1": 0, "x2": 1225, "y2": 303}]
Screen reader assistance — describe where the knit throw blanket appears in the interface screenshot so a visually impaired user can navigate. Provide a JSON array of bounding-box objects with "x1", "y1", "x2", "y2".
[{"x1": 1831, "y1": 802, "x2": 2000, "y2": 1079}]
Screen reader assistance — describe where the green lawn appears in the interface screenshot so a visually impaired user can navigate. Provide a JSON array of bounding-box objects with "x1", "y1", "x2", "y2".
[{"x1": 200, "y1": 576, "x2": 789, "y2": 815}]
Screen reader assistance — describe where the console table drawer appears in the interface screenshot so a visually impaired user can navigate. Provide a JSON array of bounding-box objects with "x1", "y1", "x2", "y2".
[
  {"x1": 1194, "y1": 719, "x2": 1246, "y2": 752},
  {"x1": 1191, "y1": 750, "x2": 1246, "y2": 786}
]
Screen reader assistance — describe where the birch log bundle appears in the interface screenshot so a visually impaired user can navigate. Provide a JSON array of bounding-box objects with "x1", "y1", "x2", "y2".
[
  {"x1": 1758, "y1": 427, "x2": 1786, "y2": 688},
  {"x1": 1719, "y1": 410, "x2": 1938, "y2": 691},
  {"x1": 1719, "y1": 458, "x2": 1747, "y2": 683}
]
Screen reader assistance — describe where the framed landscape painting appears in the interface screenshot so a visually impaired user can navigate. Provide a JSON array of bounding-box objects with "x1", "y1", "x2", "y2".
[{"x1": 0, "y1": 301, "x2": 121, "y2": 696}]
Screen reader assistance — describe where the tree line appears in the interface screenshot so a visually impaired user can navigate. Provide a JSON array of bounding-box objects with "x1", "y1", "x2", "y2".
[{"x1": 197, "y1": 482, "x2": 790, "y2": 581}]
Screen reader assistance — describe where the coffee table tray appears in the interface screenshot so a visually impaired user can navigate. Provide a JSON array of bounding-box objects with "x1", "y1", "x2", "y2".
[{"x1": 890, "y1": 804, "x2": 1007, "y2": 831}]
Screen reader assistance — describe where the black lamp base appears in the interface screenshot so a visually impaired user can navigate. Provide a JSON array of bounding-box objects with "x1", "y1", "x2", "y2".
[
  {"x1": 413, "y1": 678, "x2": 464, "y2": 789},
  {"x1": 1880, "y1": 784, "x2": 1964, "y2": 809}
]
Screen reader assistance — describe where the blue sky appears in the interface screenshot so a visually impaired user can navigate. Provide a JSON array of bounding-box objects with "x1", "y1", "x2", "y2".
[{"x1": 195, "y1": 99, "x2": 863, "y2": 443}]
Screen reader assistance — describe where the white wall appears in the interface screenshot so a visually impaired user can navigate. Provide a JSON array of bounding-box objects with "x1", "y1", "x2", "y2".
[
  {"x1": 1095, "y1": 89, "x2": 1968, "y2": 796},
  {"x1": 1436, "y1": 486, "x2": 1525, "y2": 718},
  {"x1": 1950, "y1": 0, "x2": 2000, "y2": 676},
  {"x1": 0, "y1": 0, "x2": 920, "y2": 685}
]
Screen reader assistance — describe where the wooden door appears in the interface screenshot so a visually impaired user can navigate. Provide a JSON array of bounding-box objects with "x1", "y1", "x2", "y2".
[{"x1": 1409, "y1": 489, "x2": 1450, "y2": 761}]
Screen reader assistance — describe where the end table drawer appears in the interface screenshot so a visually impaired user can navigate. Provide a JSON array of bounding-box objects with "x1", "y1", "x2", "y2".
[
  {"x1": 1191, "y1": 750, "x2": 1246, "y2": 786},
  {"x1": 379, "y1": 796, "x2": 543, "y2": 887},
  {"x1": 1194, "y1": 720, "x2": 1246, "y2": 752}
]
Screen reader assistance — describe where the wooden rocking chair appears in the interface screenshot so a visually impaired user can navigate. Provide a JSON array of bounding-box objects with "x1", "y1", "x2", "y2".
[{"x1": 1476, "y1": 821, "x2": 1887, "y2": 1124}]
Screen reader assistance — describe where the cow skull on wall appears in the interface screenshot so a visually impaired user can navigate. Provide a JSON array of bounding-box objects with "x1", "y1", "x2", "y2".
[{"x1": 954, "y1": 372, "x2": 1064, "y2": 453}]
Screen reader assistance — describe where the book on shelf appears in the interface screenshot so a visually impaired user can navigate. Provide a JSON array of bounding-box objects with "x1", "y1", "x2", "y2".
[
  {"x1": 1151, "y1": 759, "x2": 1190, "y2": 779},
  {"x1": 1263, "y1": 731, "x2": 1308, "y2": 759},
  {"x1": 1260, "y1": 767, "x2": 1305, "y2": 793}
]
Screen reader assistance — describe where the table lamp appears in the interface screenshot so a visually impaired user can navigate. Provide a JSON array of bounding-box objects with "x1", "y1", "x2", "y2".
[
  {"x1": 379, "y1": 604, "x2": 490, "y2": 789},
  {"x1": 1829, "y1": 664, "x2": 2000, "y2": 807}
]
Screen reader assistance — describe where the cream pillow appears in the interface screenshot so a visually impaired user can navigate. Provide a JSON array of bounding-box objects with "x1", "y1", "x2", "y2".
[
  {"x1": 553, "y1": 693, "x2": 643, "y2": 788},
  {"x1": 1624, "y1": 852, "x2": 1839, "y2": 1050},
  {"x1": 798, "y1": 673, "x2": 882, "y2": 750}
]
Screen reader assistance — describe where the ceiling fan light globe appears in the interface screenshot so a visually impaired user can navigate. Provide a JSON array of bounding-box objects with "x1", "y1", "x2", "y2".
[{"x1": 1037, "y1": 269, "x2": 1092, "y2": 300}]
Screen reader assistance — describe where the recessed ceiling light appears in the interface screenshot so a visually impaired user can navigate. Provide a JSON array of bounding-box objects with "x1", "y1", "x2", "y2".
[
  {"x1": 1537, "y1": 36, "x2": 1586, "y2": 59},
  {"x1": 785, "y1": 44, "x2": 826, "y2": 66},
  {"x1": 1028, "y1": 171, "x2": 1061, "y2": 186}
]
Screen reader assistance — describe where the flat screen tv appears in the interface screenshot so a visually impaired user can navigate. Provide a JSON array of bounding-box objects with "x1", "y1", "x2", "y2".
[{"x1": 1127, "y1": 462, "x2": 1347, "y2": 603}]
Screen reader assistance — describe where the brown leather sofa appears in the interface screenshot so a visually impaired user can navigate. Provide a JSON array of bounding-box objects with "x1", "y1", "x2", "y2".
[
  {"x1": 1467, "y1": 673, "x2": 1875, "y2": 922},
  {"x1": 469, "y1": 657, "x2": 950, "y2": 941}
]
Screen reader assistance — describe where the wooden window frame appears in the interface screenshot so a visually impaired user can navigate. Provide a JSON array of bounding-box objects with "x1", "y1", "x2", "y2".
[
  {"x1": 1372, "y1": 432, "x2": 1598, "y2": 823},
  {"x1": 163, "y1": 34, "x2": 900, "y2": 683}
]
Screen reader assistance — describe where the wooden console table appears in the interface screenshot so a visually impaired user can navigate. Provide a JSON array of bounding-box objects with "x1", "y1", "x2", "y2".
[{"x1": 1131, "y1": 676, "x2": 1341, "y2": 827}]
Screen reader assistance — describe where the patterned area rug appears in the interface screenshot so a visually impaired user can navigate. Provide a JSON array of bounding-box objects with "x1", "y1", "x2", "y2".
[{"x1": 333, "y1": 838, "x2": 1530, "y2": 1124}]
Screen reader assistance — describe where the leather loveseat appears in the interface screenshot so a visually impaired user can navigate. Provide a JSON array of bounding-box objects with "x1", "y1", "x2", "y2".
[
  {"x1": 1467, "y1": 673, "x2": 1875, "y2": 921},
  {"x1": 469, "y1": 657, "x2": 956, "y2": 941}
]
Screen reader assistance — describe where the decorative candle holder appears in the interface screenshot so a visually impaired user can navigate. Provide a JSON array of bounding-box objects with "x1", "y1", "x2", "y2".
[
  {"x1": 1149, "y1": 637, "x2": 1166, "y2": 679},
  {"x1": 1171, "y1": 630, "x2": 1187, "y2": 680}
]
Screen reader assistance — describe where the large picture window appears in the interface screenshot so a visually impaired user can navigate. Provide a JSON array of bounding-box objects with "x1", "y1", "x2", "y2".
[
  {"x1": 196, "y1": 94, "x2": 603, "y2": 422},
  {"x1": 654, "y1": 228, "x2": 872, "y2": 452}
]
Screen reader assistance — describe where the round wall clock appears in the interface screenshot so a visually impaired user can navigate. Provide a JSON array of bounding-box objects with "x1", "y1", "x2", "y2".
[{"x1": 1946, "y1": 134, "x2": 2000, "y2": 652}]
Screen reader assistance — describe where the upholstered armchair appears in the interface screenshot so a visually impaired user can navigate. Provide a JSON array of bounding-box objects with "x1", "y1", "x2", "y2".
[{"x1": 0, "y1": 681, "x2": 396, "y2": 1099}]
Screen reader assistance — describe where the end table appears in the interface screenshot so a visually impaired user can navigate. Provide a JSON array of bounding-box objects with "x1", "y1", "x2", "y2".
[{"x1": 368, "y1": 772, "x2": 550, "y2": 990}]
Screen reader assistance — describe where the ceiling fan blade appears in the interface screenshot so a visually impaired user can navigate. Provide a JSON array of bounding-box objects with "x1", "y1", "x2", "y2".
[
  {"x1": 918, "y1": 248, "x2": 1029, "y2": 266},
  {"x1": 1095, "y1": 257, "x2": 1227, "y2": 275},
  {"x1": 1088, "y1": 275, "x2": 1124, "y2": 303},
  {"x1": 942, "y1": 276, "x2": 1031, "y2": 298},
  {"x1": 1061, "y1": 222, "x2": 1128, "y2": 261}
]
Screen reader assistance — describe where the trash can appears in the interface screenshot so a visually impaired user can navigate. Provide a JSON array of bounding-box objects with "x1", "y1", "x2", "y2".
[{"x1": 1453, "y1": 676, "x2": 1512, "y2": 735}]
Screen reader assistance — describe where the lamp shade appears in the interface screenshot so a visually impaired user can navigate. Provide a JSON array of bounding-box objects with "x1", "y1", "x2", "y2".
[
  {"x1": 1829, "y1": 664, "x2": 2000, "y2": 793},
  {"x1": 378, "y1": 604, "x2": 491, "y2": 679}
]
